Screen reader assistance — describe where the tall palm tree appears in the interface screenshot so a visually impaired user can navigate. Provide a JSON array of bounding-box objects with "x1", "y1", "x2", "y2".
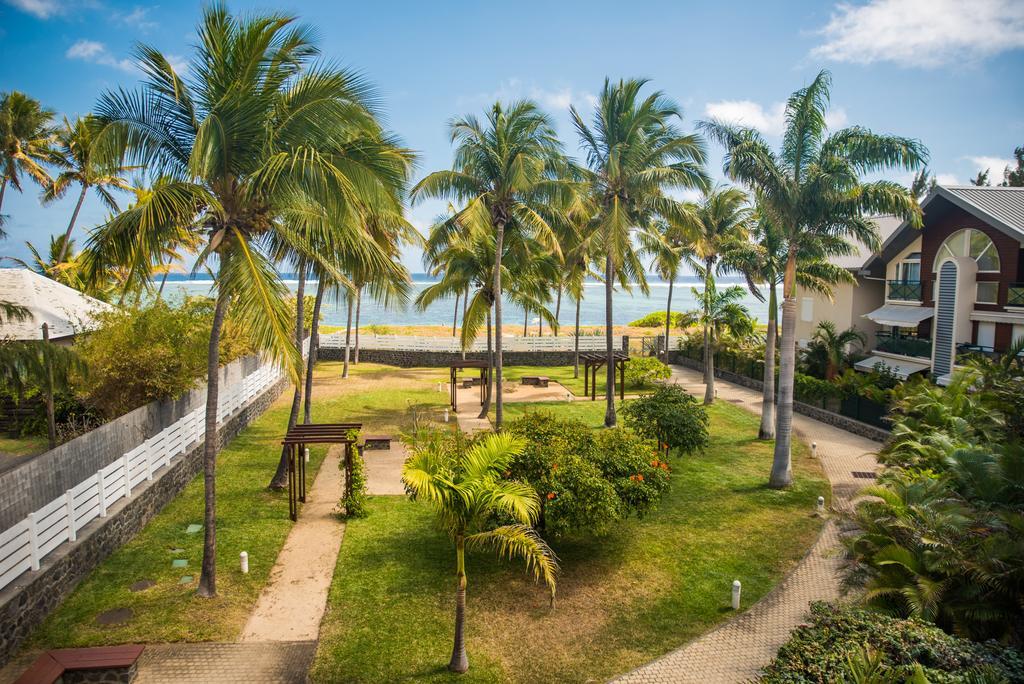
[
  {"x1": 412, "y1": 101, "x2": 570, "y2": 430},
  {"x1": 402, "y1": 432, "x2": 558, "y2": 673},
  {"x1": 701, "y1": 70, "x2": 925, "y2": 487},
  {"x1": 686, "y1": 282, "x2": 754, "y2": 404},
  {"x1": 87, "y1": 5, "x2": 409, "y2": 596},
  {"x1": 0, "y1": 91, "x2": 54, "y2": 228},
  {"x1": 45, "y1": 115, "x2": 133, "y2": 264},
  {"x1": 803, "y1": 320, "x2": 866, "y2": 380},
  {"x1": 571, "y1": 78, "x2": 709, "y2": 426},
  {"x1": 639, "y1": 220, "x2": 693, "y2": 361}
]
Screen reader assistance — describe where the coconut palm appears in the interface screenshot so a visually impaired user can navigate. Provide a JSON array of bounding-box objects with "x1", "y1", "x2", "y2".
[
  {"x1": 412, "y1": 101, "x2": 571, "y2": 430},
  {"x1": 701, "y1": 70, "x2": 925, "y2": 487},
  {"x1": 86, "y1": 5, "x2": 411, "y2": 596},
  {"x1": 685, "y1": 282, "x2": 754, "y2": 404},
  {"x1": 0, "y1": 91, "x2": 55, "y2": 229},
  {"x1": 402, "y1": 431, "x2": 558, "y2": 673},
  {"x1": 571, "y1": 78, "x2": 709, "y2": 426},
  {"x1": 45, "y1": 116, "x2": 133, "y2": 264},
  {"x1": 639, "y1": 219, "x2": 694, "y2": 362}
]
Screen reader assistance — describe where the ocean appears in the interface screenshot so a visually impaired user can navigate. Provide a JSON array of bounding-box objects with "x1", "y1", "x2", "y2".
[{"x1": 158, "y1": 273, "x2": 770, "y2": 329}]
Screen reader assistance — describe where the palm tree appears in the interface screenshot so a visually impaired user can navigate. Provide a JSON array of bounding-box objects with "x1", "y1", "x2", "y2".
[
  {"x1": 412, "y1": 101, "x2": 570, "y2": 430},
  {"x1": 402, "y1": 431, "x2": 558, "y2": 673},
  {"x1": 45, "y1": 116, "x2": 133, "y2": 264},
  {"x1": 701, "y1": 70, "x2": 926, "y2": 487},
  {"x1": 803, "y1": 320, "x2": 865, "y2": 380},
  {"x1": 0, "y1": 91, "x2": 54, "y2": 228},
  {"x1": 686, "y1": 282, "x2": 754, "y2": 404},
  {"x1": 571, "y1": 78, "x2": 709, "y2": 426},
  {"x1": 87, "y1": 5, "x2": 409, "y2": 596}
]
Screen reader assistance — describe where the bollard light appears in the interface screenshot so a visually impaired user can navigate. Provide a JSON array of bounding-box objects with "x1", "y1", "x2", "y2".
[
  {"x1": 443, "y1": 408, "x2": 450, "y2": 423},
  {"x1": 817, "y1": 496, "x2": 825, "y2": 514},
  {"x1": 731, "y1": 580, "x2": 741, "y2": 610},
  {"x1": 304, "y1": 447, "x2": 310, "y2": 463},
  {"x1": 811, "y1": 442, "x2": 818, "y2": 457},
  {"x1": 240, "y1": 551, "x2": 249, "y2": 574},
  {"x1": 565, "y1": 391, "x2": 571, "y2": 403}
]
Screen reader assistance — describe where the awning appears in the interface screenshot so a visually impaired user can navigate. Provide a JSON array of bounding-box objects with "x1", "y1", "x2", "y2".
[
  {"x1": 855, "y1": 355, "x2": 930, "y2": 380},
  {"x1": 862, "y1": 304, "x2": 934, "y2": 327}
]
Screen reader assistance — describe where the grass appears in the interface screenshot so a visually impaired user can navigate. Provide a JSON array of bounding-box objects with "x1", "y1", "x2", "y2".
[
  {"x1": 28, "y1": 362, "x2": 448, "y2": 648},
  {"x1": 0, "y1": 434, "x2": 48, "y2": 458},
  {"x1": 311, "y1": 398, "x2": 829, "y2": 683}
]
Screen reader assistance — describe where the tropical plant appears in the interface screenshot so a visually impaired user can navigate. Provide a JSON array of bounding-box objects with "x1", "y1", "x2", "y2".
[
  {"x1": 802, "y1": 320, "x2": 866, "y2": 380},
  {"x1": 701, "y1": 69, "x2": 926, "y2": 487},
  {"x1": 0, "y1": 90, "x2": 54, "y2": 229},
  {"x1": 413, "y1": 101, "x2": 571, "y2": 429},
  {"x1": 571, "y1": 78, "x2": 709, "y2": 426},
  {"x1": 685, "y1": 281, "x2": 754, "y2": 404},
  {"x1": 639, "y1": 218, "x2": 695, "y2": 361},
  {"x1": 622, "y1": 384, "x2": 709, "y2": 457},
  {"x1": 624, "y1": 355, "x2": 671, "y2": 387},
  {"x1": 401, "y1": 430, "x2": 558, "y2": 673},
  {"x1": 86, "y1": 5, "x2": 411, "y2": 597}
]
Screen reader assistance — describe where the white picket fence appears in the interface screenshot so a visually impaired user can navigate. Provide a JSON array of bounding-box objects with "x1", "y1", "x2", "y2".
[
  {"x1": 0, "y1": 359, "x2": 283, "y2": 593},
  {"x1": 320, "y1": 333, "x2": 622, "y2": 353}
]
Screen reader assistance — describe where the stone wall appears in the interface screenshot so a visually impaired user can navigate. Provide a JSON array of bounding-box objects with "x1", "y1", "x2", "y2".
[
  {"x1": 318, "y1": 347, "x2": 580, "y2": 368},
  {"x1": 0, "y1": 371, "x2": 288, "y2": 668},
  {"x1": 668, "y1": 352, "x2": 891, "y2": 443}
]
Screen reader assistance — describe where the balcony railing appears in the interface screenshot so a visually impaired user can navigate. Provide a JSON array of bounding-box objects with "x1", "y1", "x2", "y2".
[
  {"x1": 1009, "y1": 283, "x2": 1024, "y2": 308},
  {"x1": 887, "y1": 280, "x2": 923, "y2": 301},
  {"x1": 876, "y1": 331, "x2": 932, "y2": 359}
]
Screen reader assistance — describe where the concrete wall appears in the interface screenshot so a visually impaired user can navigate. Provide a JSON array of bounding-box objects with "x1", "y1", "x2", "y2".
[
  {"x1": 0, "y1": 355, "x2": 264, "y2": 533},
  {"x1": 793, "y1": 277, "x2": 885, "y2": 350},
  {"x1": 0, "y1": 369, "x2": 288, "y2": 668}
]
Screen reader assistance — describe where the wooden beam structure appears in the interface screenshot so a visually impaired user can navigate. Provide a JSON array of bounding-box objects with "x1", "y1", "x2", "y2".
[
  {"x1": 448, "y1": 359, "x2": 490, "y2": 413},
  {"x1": 579, "y1": 352, "x2": 630, "y2": 401},
  {"x1": 281, "y1": 422, "x2": 362, "y2": 521}
]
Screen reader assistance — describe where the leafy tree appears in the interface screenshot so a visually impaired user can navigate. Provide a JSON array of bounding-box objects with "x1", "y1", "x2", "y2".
[
  {"x1": 685, "y1": 281, "x2": 754, "y2": 404},
  {"x1": 1003, "y1": 146, "x2": 1024, "y2": 187},
  {"x1": 622, "y1": 384, "x2": 709, "y2": 457},
  {"x1": 971, "y1": 169, "x2": 990, "y2": 186},
  {"x1": 640, "y1": 218, "x2": 694, "y2": 361},
  {"x1": 701, "y1": 70, "x2": 926, "y2": 487},
  {"x1": 402, "y1": 431, "x2": 558, "y2": 673},
  {"x1": 909, "y1": 167, "x2": 937, "y2": 199},
  {"x1": 571, "y1": 78, "x2": 709, "y2": 426},
  {"x1": 623, "y1": 356, "x2": 671, "y2": 388},
  {"x1": 801, "y1": 320, "x2": 866, "y2": 380},
  {"x1": 0, "y1": 90, "x2": 54, "y2": 230}
]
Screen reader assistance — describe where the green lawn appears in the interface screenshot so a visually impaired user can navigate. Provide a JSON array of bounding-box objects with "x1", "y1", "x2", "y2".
[
  {"x1": 29, "y1": 362, "x2": 448, "y2": 648},
  {"x1": 501, "y1": 364, "x2": 656, "y2": 398},
  {"x1": 0, "y1": 434, "x2": 48, "y2": 458},
  {"x1": 311, "y1": 399, "x2": 829, "y2": 683}
]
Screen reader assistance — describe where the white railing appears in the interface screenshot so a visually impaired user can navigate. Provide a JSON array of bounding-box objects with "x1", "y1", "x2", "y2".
[
  {"x1": 320, "y1": 333, "x2": 621, "y2": 353},
  {"x1": 0, "y1": 357, "x2": 285, "y2": 593}
]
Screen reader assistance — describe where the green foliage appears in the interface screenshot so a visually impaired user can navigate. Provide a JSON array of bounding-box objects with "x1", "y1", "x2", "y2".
[
  {"x1": 624, "y1": 356, "x2": 671, "y2": 387},
  {"x1": 342, "y1": 445, "x2": 369, "y2": 518},
  {"x1": 800, "y1": 321, "x2": 866, "y2": 380},
  {"x1": 622, "y1": 384, "x2": 709, "y2": 456},
  {"x1": 505, "y1": 412, "x2": 671, "y2": 537},
  {"x1": 793, "y1": 373, "x2": 841, "y2": 404},
  {"x1": 761, "y1": 602, "x2": 1024, "y2": 683},
  {"x1": 629, "y1": 311, "x2": 693, "y2": 328}
]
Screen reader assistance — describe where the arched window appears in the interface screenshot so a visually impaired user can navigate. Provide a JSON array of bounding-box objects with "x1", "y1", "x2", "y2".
[{"x1": 934, "y1": 228, "x2": 1000, "y2": 272}]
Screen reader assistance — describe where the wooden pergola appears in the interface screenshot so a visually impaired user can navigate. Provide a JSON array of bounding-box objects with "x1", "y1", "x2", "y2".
[
  {"x1": 449, "y1": 359, "x2": 490, "y2": 413},
  {"x1": 281, "y1": 422, "x2": 362, "y2": 521},
  {"x1": 579, "y1": 352, "x2": 630, "y2": 401}
]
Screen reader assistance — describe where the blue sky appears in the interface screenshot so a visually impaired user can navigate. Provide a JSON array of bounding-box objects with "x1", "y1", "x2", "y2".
[{"x1": 1, "y1": 0, "x2": 1022, "y2": 272}]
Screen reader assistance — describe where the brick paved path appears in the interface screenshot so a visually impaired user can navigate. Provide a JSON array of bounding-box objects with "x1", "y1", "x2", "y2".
[
  {"x1": 135, "y1": 641, "x2": 316, "y2": 683},
  {"x1": 613, "y1": 365, "x2": 879, "y2": 684}
]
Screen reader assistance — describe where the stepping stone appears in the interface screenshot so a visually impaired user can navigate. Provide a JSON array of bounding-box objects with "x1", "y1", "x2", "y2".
[
  {"x1": 178, "y1": 575, "x2": 194, "y2": 585},
  {"x1": 129, "y1": 579, "x2": 156, "y2": 592},
  {"x1": 185, "y1": 524, "x2": 203, "y2": 534},
  {"x1": 172, "y1": 559, "x2": 188, "y2": 568},
  {"x1": 95, "y1": 607, "x2": 133, "y2": 626}
]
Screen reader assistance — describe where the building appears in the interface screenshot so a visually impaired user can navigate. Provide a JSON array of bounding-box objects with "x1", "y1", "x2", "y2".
[
  {"x1": 795, "y1": 185, "x2": 1024, "y2": 383},
  {"x1": 0, "y1": 268, "x2": 114, "y2": 344}
]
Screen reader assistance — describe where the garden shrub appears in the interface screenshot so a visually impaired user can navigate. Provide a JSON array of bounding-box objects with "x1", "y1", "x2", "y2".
[
  {"x1": 591, "y1": 428, "x2": 671, "y2": 516},
  {"x1": 760, "y1": 602, "x2": 1024, "y2": 683},
  {"x1": 621, "y1": 384, "x2": 709, "y2": 456},
  {"x1": 624, "y1": 356, "x2": 671, "y2": 388},
  {"x1": 792, "y1": 372, "x2": 840, "y2": 404},
  {"x1": 628, "y1": 311, "x2": 692, "y2": 328}
]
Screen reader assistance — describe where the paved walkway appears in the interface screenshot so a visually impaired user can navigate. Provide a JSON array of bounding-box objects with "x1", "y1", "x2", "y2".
[
  {"x1": 135, "y1": 641, "x2": 316, "y2": 683},
  {"x1": 613, "y1": 365, "x2": 879, "y2": 684}
]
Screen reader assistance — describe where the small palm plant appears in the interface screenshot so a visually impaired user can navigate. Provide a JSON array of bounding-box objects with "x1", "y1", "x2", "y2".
[
  {"x1": 803, "y1": 321, "x2": 866, "y2": 380},
  {"x1": 402, "y1": 432, "x2": 558, "y2": 674}
]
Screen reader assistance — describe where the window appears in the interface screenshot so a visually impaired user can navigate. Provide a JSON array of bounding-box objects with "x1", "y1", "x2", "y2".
[
  {"x1": 976, "y1": 322, "x2": 996, "y2": 350},
  {"x1": 976, "y1": 282, "x2": 999, "y2": 304},
  {"x1": 801, "y1": 298, "x2": 813, "y2": 322},
  {"x1": 935, "y1": 229, "x2": 1000, "y2": 272},
  {"x1": 897, "y1": 260, "x2": 921, "y2": 282}
]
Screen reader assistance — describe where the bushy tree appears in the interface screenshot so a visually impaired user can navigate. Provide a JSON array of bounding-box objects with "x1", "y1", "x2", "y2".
[
  {"x1": 624, "y1": 356, "x2": 671, "y2": 388},
  {"x1": 622, "y1": 384, "x2": 709, "y2": 457}
]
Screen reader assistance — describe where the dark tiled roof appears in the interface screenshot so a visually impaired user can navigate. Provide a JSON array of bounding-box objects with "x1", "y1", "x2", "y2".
[{"x1": 940, "y1": 185, "x2": 1024, "y2": 240}]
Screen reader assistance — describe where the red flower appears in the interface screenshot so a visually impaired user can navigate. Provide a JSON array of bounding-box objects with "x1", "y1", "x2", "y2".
[
  {"x1": 546, "y1": 492, "x2": 556, "y2": 500},
  {"x1": 637, "y1": 474, "x2": 644, "y2": 482}
]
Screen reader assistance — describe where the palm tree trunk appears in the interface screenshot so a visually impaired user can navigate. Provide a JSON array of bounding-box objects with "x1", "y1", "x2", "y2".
[
  {"x1": 461, "y1": 289, "x2": 468, "y2": 360},
  {"x1": 478, "y1": 307, "x2": 492, "y2": 419},
  {"x1": 703, "y1": 264, "x2": 715, "y2": 405},
  {"x1": 156, "y1": 268, "x2": 171, "y2": 301},
  {"x1": 537, "y1": 312, "x2": 542, "y2": 337},
  {"x1": 353, "y1": 285, "x2": 362, "y2": 364},
  {"x1": 573, "y1": 295, "x2": 581, "y2": 378},
  {"x1": 758, "y1": 283, "x2": 778, "y2": 440},
  {"x1": 0, "y1": 178, "x2": 7, "y2": 216},
  {"x1": 268, "y1": 263, "x2": 306, "y2": 490},
  {"x1": 664, "y1": 276, "x2": 674, "y2": 362},
  {"x1": 197, "y1": 277, "x2": 230, "y2": 598},
  {"x1": 770, "y1": 254, "x2": 797, "y2": 488},
  {"x1": 56, "y1": 185, "x2": 88, "y2": 264},
  {"x1": 452, "y1": 292, "x2": 460, "y2": 337},
  {"x1": 41, "y1": 323, "x2": 56, "y2": 450},
  {"x1": 303, "y1": 277, "x2": 326, "y2": 424},
  {"x1": 604, "y1": 253, "x2": 616, "y2": 427},
  {"x1": 554, "y1": 286, "x2": 562, "y2": 336},
  {"x1": 522, "y1": 307, "x2": 528, "y2": 336},
  {"x1": 448, "y1": 536, "x2": 469, "y2": 673},
  {"x1": 342, "y1": 293, "x2": 353, "y2": 378},
  {"x1": 493, "y1": 220, "x2": 506, "y2": 430}
]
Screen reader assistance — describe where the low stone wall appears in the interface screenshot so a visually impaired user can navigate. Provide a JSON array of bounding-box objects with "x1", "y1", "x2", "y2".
[
  {"x1": 668, "y1": 353, "x2": 890, "y2": 443},
  {"x1": 0, "y1": 373, "x2": 289, "y2": 668},
  {"x1": 318, "y1": 347, "x2": 580, "y2": 368}
]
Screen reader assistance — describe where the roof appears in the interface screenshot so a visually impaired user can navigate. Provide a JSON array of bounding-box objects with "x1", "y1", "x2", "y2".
[
  {"x1": 0, "y1": 268, "x2": 114, "y2": 341},
  {"x1": 862, "y1": 303, "x2": 934, "y2": 327},
  {"x1": 854, "y1": 355, "x2": 930, "y2": 380},
  {"x1": 833, "y1": 215, "x2": 903, "y2": 270}
]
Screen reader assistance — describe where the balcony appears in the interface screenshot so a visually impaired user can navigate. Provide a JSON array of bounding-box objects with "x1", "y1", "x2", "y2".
[
  {"x1": 876, "y1": 331, "x2": 932, "y2": 359},
  {"x1": 1009, "y1": 283, "x2": 1024, "y2": 308},
  {"x1": 887, "y1": 280, "x2": 923, "y2": 302}
]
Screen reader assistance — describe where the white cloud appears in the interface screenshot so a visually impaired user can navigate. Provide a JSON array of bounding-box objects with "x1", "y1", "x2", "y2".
[
  {"x1": 166, "y1": 54, "x2": 189, "y2": 74},
  {"x1": 66, "y1": 39, "x2": 136, "y2": 72},
  {"x1": 4, "y1": 0, "x2": 61, "y2": 19},
  {"x1": 968, "y1": 155, "x2": 1014, "y2": 180},
  {"x1": 812, "y1": 0, "x2": 1024, "y2": 68},
  {"x1": 703, "y1": 99, "x2": 848, "y2": 136},
  {"x1": 458, "y1": 79, "x2": 596, "y2": 113},
  {"x1": 936, "y1": 173, "x2": 960, "y2": 185},
  {"x1": 114, "y1": 6, "x2": 157, "y2": 31}
]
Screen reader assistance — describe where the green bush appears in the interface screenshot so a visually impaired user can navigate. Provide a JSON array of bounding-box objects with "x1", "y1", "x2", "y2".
[
  {"x1": 793, "y1": 373, "x2": 840, "y2": 404},
  {"x1": 621, "y1": 384, "x2": 709, "y2": 456},
  {"x1": 761, "y1": 602, "x2": 1024, "y2": 683},
  {"x1": 505, "y1": 412, "x2": 671, "y2": 537},
  {"x1": 629, "y1": 311, "x2": 692, "y2": 328},
  {"x1": 625, "y1": 356, "x2": 671, "y2": 388}
]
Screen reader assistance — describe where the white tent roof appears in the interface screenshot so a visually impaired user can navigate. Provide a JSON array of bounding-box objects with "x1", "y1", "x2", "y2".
[
  {"x1": 0, "y1": 268, "x2": 114, "y2": 340},
  {"x1": 855, "y1": 355, "x2": 931, "y2": 380},
  {"x1": 862, "y1": 304, "x2": 934, "y2": 328}
]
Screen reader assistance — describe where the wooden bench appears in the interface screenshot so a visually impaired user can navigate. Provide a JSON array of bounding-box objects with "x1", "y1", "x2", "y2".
[
  {"x1": 360, "y1": 435, "x2": 392, "y2": 450},
  {"x1": 16, "y1": 645, "x2": 144, "y2": 684},
  {"x1": 520, "y1": 376, "x2": 550, "y2": 388}
]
